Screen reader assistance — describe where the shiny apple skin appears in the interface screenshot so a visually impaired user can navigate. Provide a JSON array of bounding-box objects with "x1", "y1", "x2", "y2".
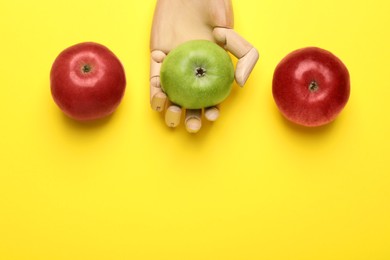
[
  {"x1": 50, "y1": 42, "x2": 126, "y2": 121},
  {"x1": 272, "y1": 47, "x2": 350, "y2": 127}
]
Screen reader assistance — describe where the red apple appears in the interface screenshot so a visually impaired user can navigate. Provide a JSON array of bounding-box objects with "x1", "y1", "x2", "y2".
[
  {"x1": 272, "y1": 47, "x2": 350, "y2": 127},
  {"x1": 50, "y1": 42, "x2": 126, "y2": 121}
]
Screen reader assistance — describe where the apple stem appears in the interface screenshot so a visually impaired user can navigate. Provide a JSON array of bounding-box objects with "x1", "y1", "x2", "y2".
[
  {"x1": 82, "y1": 64, "x2": 92, "y2": 73},
  {"x1": 309, "y1": 80, "x2": 319, "y2": 92},
  {"x1": 195, "y1": 67, "x2": 206, "y2": 77}
]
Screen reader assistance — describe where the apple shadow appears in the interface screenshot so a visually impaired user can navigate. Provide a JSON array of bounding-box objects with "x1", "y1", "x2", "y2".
[
  {"x1": 60, "y1": 112, "x2": 114, "y2": 131},
  {"x1": 278, "y1": 112, "x2": 337, "y2": 136}
]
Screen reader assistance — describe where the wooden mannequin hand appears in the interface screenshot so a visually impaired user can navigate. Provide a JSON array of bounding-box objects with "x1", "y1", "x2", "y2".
[{"x1": 150, "y1": 0, "x2": 259, "y2": 133}]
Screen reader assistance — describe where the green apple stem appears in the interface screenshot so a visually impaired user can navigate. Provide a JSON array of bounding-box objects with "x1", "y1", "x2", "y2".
[{"x1": 195, "y1": 67, "x2": 206, "y2": 77}]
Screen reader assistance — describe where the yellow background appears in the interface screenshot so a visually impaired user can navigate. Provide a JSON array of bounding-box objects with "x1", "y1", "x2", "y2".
[{"x1": 1, "y1": 0, "x2": 389, "y2": 259}]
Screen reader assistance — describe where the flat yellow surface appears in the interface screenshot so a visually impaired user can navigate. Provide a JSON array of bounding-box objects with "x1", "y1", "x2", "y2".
[{"x1": 1, "y1": 0, "x2": 389, "y2": 259}]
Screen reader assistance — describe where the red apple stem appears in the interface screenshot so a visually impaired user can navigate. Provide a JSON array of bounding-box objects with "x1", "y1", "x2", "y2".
[
  {"x1": 309, "y1": 80, "x2": 319, "y2": 92},
  {"x1": 82, "y1": 64, "x2": 92, "y2": 73}
]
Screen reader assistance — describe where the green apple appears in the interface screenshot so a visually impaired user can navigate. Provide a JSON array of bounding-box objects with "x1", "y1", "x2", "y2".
[{"x1": 160, "y1": 40, "x2": 234, "y2": 109}]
